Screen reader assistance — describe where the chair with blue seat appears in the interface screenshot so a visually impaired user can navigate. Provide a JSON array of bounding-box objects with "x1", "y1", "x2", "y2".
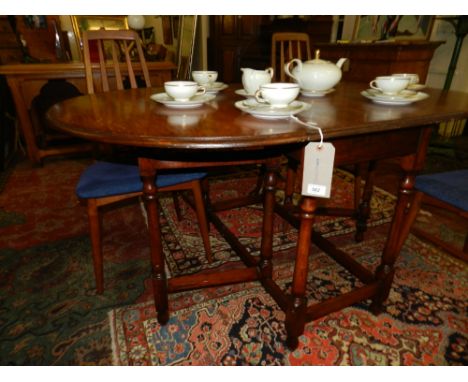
[
  {"x1": 78, "y1": 30, "x2": 213, "y2": 293},
  {"x1": 406, "y1": 169, "x2": 468, "y2": 263},
  {"x1": 77, "y1": 161, "x2": 212, "y2": 294}
]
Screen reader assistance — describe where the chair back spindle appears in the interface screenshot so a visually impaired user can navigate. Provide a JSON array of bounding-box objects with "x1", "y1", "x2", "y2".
[
  {"x1": 82, "y1": 29, "x2": 151, "y2": 94},
  {"x1": 271, "y1": 32, "x2": 311, "y2": 82}
]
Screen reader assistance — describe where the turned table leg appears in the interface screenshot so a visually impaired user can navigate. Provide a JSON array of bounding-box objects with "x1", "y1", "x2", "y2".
[
  {"x1": 370, "y1": 128, "x2": 432, "y2": 313},
  {"x1": 285, "y1": 196, "x2": 317, "y2": 349},
  {"x1": 139, "y1": 160, "x2": 169, "y2": 324},
  {"x1": 370, "y1": 169, "x2": 417, "y2": 314}
]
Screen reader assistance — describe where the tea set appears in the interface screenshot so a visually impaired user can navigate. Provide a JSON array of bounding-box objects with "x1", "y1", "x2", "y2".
[
  {"x1": 151, "y1": 49, "x2": 429, "y2": 118},
  {"x1": 234, "y1": 52, "x2": 345, "y2": 119}
]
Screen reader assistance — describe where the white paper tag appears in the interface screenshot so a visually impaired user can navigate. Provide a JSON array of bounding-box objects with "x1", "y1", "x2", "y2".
[{"x1": 301, "y1": 142, "x2": 335, "y2": 198}]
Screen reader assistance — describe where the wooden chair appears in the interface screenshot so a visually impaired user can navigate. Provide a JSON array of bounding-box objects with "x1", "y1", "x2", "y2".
[
  {"x1": 405, "y1": 170, "x2": 468, "y2": 263},
  {"x1": 79, "y1": 30, "x2": 212, "y2": 294},
  {"x1": 271, "y1": 32, "x2": 311, "y2": 82},
  {"x1": 82, "y1": 29, "x2": 151, "y2": 93}
]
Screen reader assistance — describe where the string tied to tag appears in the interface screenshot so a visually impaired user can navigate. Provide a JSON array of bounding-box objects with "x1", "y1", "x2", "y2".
[{"x1": 290, "y1": 115, "x2": 323, "y2": 148}]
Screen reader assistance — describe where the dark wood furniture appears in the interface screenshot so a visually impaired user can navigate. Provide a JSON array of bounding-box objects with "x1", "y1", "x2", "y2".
[
  {"x1": 209, "y1": 16, "x2": 267, "y2": 84},
  {"x1": 0, "y1": 75, "x2": 17, "y2": 170},
  {"x1": 208, "y1": 17, "x2": 439, "y2": 86},
  {"x1": 209, "y1": 16, "x2": 333, "y2": 83},
  {"x1": 0, "y1": 16, "x2": 23, "y2": 64},
  {"x1": 0, "y1": 60, "x2": 176, "y2": 165},
  {"x1": 46, "y1": 83, "x2": 468, "y2": 349},
  {"x1": 316, "y1": 41, "x2": 444, "y2": 83}
]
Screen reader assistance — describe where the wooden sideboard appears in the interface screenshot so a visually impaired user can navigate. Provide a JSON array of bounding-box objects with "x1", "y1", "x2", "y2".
[
  {"x1": 315, "y1": 41, "x2": 444, "y2": 83},
  {"x1": 0, "y1": 61, "x2": 176, "y2": 164}
]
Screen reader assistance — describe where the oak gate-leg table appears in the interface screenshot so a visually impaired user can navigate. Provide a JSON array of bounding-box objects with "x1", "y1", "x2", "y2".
[{"x1": 46, "y1": 84, "x2": 468, "y2": 350}]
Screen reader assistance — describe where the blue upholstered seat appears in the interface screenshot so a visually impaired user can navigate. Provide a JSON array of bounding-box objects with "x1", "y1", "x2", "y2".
[
  {"x1": 76, "y1": 161, "x2": 207, "y2": 199},
  {"x1": 415, "y1": 170, "x2": 468, "y2": 212}
]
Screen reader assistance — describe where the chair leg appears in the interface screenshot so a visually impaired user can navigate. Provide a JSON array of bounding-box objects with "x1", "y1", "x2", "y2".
[
  {"x1": 354, "y1": 161, "x2": 376, "y2": 243},
  {"x1": 172, "y1": 192, "x2": 183, "y2": 221},
  {"x1": 201, "y1": 177, "x2": 211, "y2": 233},
  {"x1": 409, "y1": 192, "x2": 468, "y2": 263},
  {"x1": 191, "y1": 180, "x2": 213, "y2": 263},
  {"x1": 284, "y1": 157, "x2": 300, "y2": 205},
  {"x1": 87, "y1": 199, "x2": 104, "y2": 294},
  {"x1": 353, "y1": 163, "x2": 363, "y2": 210},
  {"x1": 250, "y1": 165, "x2": 265, "y2": 196}
]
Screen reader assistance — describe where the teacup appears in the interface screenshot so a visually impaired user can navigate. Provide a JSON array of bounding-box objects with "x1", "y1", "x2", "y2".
[
  {"x1": 192, "y1": 71, "x2": 218, "y2": 86},
  {"x1": 392, "y1": 73, "x2": 420, "y2": 85},
  {"x1": 254, "y1": 83, "x2": 300, "y2": 107},
  {"x1": 164, "y1": 81, "x2": 206, "y2": 102},
  {"x1": 369, "y1": 76, "x2": 410, "y2": 95}
]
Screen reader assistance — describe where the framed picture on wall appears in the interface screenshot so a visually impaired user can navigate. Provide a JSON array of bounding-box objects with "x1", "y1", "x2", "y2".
[
  {"x1": 71, "y1": 16, "x2": 128, "y2": 58},
  {"x1": 353, "y1": 16, "x2": 434, "y2": 42}
]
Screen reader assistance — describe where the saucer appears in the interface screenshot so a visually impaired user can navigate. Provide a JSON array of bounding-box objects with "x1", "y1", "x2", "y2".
[
  {"x1": 361, "y1": 89, "x2": 429, "y2": 105},
  {"x1": 150, "y1": 92, "x2": 216, "y2": 108},
  {"x1": 205, "y1": 82, "x2": 228, "y2": 94},
  {"x1": 300, "y1": 88, "x2": 335, "y2": 97},
  {"x1": 235, "y1": 89, "x2": 255, "y2": 98},
  {"x1": 407, "y1": 83, "x2": 426, "y2": 91},
  {"x1": 235, "y1": 98, "x2": 310, "y2": 119}
]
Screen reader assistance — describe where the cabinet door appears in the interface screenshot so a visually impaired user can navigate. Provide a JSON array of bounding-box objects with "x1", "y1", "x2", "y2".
[{"x1": 209, "y1": 16, "x2": 264, "y2": 83}]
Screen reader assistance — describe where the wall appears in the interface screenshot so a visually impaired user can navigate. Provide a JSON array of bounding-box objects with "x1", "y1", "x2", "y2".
[{"x1": 426, "y1": 17, "x2": 468, "y2": 91}]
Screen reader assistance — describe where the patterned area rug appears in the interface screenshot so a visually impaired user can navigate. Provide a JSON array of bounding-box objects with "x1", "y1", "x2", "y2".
[
  {"x1": 109, "y1": 232, "x2": 468, "y2": 366},
  {"x1": 158, "y1": 168, "x2": 396, "y2": 277},
  {"x1": 1, "y1": 158, "x2": 466, "y2": 365}
]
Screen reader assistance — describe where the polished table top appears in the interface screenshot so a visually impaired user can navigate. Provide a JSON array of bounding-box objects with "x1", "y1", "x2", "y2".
[{"x1": 46, "y1": 82, "x2": 468, "y2": 151}]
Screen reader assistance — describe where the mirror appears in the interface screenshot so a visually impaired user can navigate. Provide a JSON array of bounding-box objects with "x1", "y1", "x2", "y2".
[{"x1": 175, "y1": 16, "x2": 198, "y2": 80}]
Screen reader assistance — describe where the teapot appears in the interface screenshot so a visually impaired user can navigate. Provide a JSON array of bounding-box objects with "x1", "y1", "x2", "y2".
[
  {"x1": 241, "y1": 67, "x2": 274, "y2": 95},
  {"x1": 284, "y1": 50, "x2": 347, "y2": 92}
]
